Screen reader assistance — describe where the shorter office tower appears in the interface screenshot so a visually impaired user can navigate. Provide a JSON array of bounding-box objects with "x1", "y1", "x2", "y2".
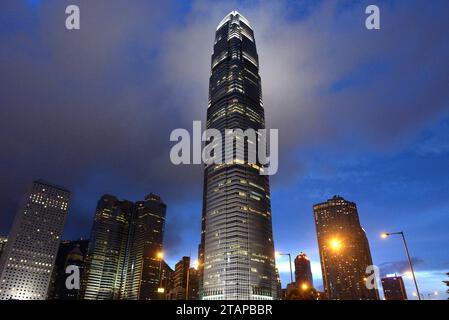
[
  {"x1": 382, "y1": 276, "x2": 408, "y2": 300},
  {"x1": 294, "y1": 252, "x2": 313, "y2": 290},
  {"x1": 0, "y1": 180, "x2": 71, "y2": 300},
  {"x1": 82, "y1": 193, "x2": 166, "y2": 300},
  {"x1": 275, "y1": 268, "x2": 282, "y2": 300},
  {"x1": 314, "y1": 196, "x2": 379, "y2": 300},
  {"x1": 48, "y1": 239, "x2": 89, "y2": 300},
  {"x1": 167, "y1": 257, "x2": 199, "y2": 300},
  {"x1": 0, "y1": 237, "x2": 7, "y2": 260},
  {"x1": 159, "y1": 260, "x2": 175, "y2": 298}
]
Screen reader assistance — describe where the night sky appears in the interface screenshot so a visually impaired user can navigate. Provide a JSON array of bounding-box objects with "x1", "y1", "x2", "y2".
[{"x1": 1, "y1": 0, "x2": 448, "y2": 299}]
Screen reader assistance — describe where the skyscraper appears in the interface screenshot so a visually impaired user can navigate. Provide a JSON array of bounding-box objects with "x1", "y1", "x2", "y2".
[
  {"x1": 0, "y1": 237, "x2": 7, "y2": 260},
  {"x1": 313, "y1": 196, "x2": 378, "y2": 300},
  {"x1": 126, "y1": 194, "x2": 167, "y2": 300},
  {"x1": 382, "y1": 276, "x2": 408, "y2": 300},
  {"x1": 0, "y1": 180, "x2": 71, "y2": 300},
  {"x1": 48, "y1": 239, "x2": 89, "y2": 300},
  {"x1": 200, "y1": 11, "x2": 277, "y2": 300},
  {"x1": 294, "y1": 252, "x2": 313, "y2": 290},
  {"x1": 82, "y1": 193, "x2": 166, "y2": 300}
]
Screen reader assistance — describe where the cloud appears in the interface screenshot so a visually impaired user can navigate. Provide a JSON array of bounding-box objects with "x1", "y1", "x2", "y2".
[
  {"x1": 0, "y1": 0, "x2": 448, "y2": 261},
  {"x1": 378, "y1": 257, "x2": 424, "y2": 277}
]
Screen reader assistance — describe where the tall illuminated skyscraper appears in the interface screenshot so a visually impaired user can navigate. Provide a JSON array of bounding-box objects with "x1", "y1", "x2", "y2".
[
  {"x1": 313, "y1": 196, "x2": 379, "y2": 300},
  {"x1": 199, "y1": 11, "x2": 277, "y2": 300},
  {"x1": 0, "y1": 180, "x2": 71, "y2": 300}
]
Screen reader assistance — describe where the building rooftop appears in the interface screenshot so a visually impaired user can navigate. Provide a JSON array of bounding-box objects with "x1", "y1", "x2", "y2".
[{"x1": 217, "y1": 10, "x2": 252, "y2": 30}]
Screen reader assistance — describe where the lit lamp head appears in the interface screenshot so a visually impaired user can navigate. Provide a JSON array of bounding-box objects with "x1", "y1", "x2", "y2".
[
  {"x1": 192, "y1": 259, "x2": 199, "y2": 270},
  {"x1": 275, "y1": 251, "x2": 281, "y2": 258},
  {"x1": 156, "y1": 251, "x2": 164, "y2": 260},
  {"x1": 380, "y1": 232, "x2": 389, "y2": 239},
  {"x1": 301, "y1": 283, "x2": 309, "y2": 291},
  {"x1": 330, "y1": 239, "x2": 342, "y2": 251}
]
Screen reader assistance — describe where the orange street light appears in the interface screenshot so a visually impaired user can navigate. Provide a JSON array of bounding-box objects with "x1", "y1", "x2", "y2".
[
  {"x1": 330, "y1": 239, "x2": 342, "y2": 251},
  {"x1": 380, "y1": 231, "x2": 421, "y2": 300}
]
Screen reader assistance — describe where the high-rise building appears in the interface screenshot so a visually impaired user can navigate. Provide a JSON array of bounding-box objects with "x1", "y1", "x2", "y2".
[
  {"x1": 199, "y1": 11, "x2": 277, "y2": 300},
  {"x1": 0, "y1": 180, "x2": 71, "y2": 300},
  {"x1": 294, "y1": 252, "x2": 313, "y2": 290},
  {"x1": 125, "y1": 194, "x2": 167, "y2": 300},
  {"x1": 82, "y1": 193, "x2": 166, "y2": 300},
  {"x1": 167, "y1": 257, "x2": 200, "y2": 300},
  {"x1": 313, "y1": 196, "x2": 378, "y2": 300},
  {"x1": 382, "y1": 276, "x2": 407, "y2": 300},
  {"x1": 48, "y1": 239, "x2": 89, "y2": 300},
  {"x1": 0, "y1": 237, "x2": 7, "y2": 260},
  {"x1": 160, "y1": 260, "x2": 175, "y2": 297},
  {"x1": 275, "y1": 268, "x2": 282, "y2": 300}
]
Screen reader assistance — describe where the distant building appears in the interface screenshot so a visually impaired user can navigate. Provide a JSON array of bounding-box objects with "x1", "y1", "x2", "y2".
[
  {"x1": 125, "y1": 194, "x2": 167, "y2": 300},
  {"x1": 160, "y1": 260, "x2": 175, "y2": 297},
  {"x1": 0, "y1": 180, "x2": 71, "y2": 300},
  {"x1": 167, "y1": 257, "x2": 199, "y2": 300},
  {"x1": 314, "y1": 196, "x2": 379, "y2": 300},
  {"x1": 294, "y1": 252, "x2": 313, "y2": 290},
  {"x1": 275, "y1": 268, "x2": 282, "y2": 300},
  {"x1": 48, "y1": 239, "x2": 89, "y2": 300},
  {"x1": 382, "y1": 276, "x2": 407, "y2": 300},
  {"x1": 0, "y1": 237, "x2": 7, "y2": 260},
  {"x1": 82, "y1": 193, "x2": 166, "y2": 300}
]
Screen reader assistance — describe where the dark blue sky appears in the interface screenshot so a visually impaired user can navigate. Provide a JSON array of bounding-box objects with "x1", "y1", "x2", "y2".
[{"x1": 0, "y1": 0, "x2": 448, "y2": 299}]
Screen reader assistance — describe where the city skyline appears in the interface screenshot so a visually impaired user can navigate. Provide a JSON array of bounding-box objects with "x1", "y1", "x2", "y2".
[{"x1": 0, "y1": 0, "x2": 448, "y2": 300}]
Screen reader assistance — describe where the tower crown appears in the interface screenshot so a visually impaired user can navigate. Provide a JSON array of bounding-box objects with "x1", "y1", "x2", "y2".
[{"x1": 217, "y1": 10, "x2": 252, "y2": 30}]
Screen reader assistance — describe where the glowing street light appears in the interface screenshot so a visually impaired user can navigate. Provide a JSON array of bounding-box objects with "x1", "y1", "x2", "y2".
[
  {"x1": 330, "y1": 239, "x2": 342, "y2": 251},
  {"x1": 301, "y1": 283, "x2": 309, "y2": 291},
  {"x1": 275, "y1": 251, "x2": 293, "y2": 285},
  {"x1": 381, "y1": 231, "x2": 421, "y2": 300},
  {"x1": 156, "y1": 251, "x2": 164, "y2": 260}
]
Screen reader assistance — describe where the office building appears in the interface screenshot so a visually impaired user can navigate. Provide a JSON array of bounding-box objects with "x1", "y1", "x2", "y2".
[
  {"x1": 200, "y1": 10, "x2": 277, "y2": 300},
  {"x1": 382, "y1": 276, "x2": 408, "y2": 300},
  {"x1": 0, "y1": 180, "x2": 71, "y2": 300},
  {"x1": 313, "y1": 196, "x2": 378, "y2": 300},
  {"x1": 82, "y1": 193, "x2": 166, "y2": 300},
  {"x1": 294, "y1": 252, "x2": 313, "y2": 290}
]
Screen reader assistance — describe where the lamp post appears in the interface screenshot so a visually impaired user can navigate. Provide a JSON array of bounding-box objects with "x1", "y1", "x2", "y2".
[
  {"x1": 276, "y1": 252, "x2": 293, "y2": 285},
  {"x1": 381, "y1": 231, "x2": 421, "y2": 300}
]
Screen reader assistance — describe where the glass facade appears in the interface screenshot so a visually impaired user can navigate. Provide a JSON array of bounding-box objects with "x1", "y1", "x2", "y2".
[
  {"x1": 0, "y1": 180, "x2": 71, "y2": 300},
  {"x1": 314, "y1": 196, "x2": 379, "y2": 300},
  {"x1": 199, "y1": 11, "x2": 277, "y2": 300},
  {"x1": 82, "y1": 193, "x2": 166, "y2": 300}
]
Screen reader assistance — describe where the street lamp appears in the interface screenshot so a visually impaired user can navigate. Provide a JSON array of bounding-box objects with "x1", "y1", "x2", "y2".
[
  {"x1": 276, "y1": 251, "x2": 293, "y2": 285},
  {"x1": 381, "y1": 231, "x2": 421, "y2": 300},
  {"x1": 330, "y1": 238, "x2": 342, "y2": 251}
]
